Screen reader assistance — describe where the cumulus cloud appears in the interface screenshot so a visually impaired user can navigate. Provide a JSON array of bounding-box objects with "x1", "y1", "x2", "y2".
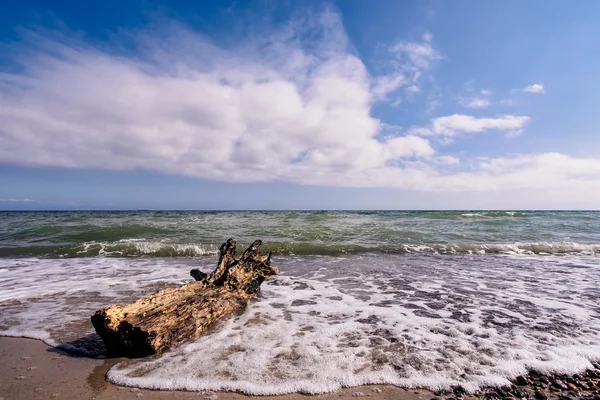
[
  {"x1": 435, "y1": 155, "x2": 460, "y2": 165},
  {"x1": 523, "y1": 83, "x2": 545, "y2": 93},
  {"x1": 303, "y1": 152, "x2": 600, "y2": 194},
  {"x1": 470, "y1": 153, "x2": 600, "y2": 190},
  {"x1": 384, "y1": 135, "x2": 435, "y2": 159},
  {"x1": 0, "y1": 13, "x2": 599, "y2": 199},
  {"x1": 0, "y1": 13, "x2": 439, "y2": 184}
]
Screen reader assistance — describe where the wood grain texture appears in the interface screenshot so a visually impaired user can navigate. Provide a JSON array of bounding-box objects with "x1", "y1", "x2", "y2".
[{"x1": 91, "y1": 239, "x2": 278, "y2": 357}]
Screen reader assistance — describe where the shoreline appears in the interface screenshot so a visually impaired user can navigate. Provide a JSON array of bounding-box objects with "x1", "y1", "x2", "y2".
[
  {"x1": 3, "y1": 337, "x2": 600, "y2": 400},
  {"x1": 0, "y1": 336, "x2": 432, "y2": 400}
]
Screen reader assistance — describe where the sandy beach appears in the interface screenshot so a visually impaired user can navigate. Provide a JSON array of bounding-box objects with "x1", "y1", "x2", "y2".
[
  {"x1": 4, "y1": 336, "x2": 600, "y2": 400},
  {"x1": 4, "y1": 337, "x2": 600, "y2": 400},
  {"x1": 0, "y1": 337, "x2": 432, "y2": 400}
]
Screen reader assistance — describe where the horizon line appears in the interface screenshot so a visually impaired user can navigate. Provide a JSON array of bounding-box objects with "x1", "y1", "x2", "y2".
[{"x1": 1, "y1": 209, "x2": 599, "y2": 212}]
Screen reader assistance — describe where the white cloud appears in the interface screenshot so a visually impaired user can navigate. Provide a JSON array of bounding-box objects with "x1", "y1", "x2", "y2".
[
  {"x1": 0, "y1": 15, "x2": 599, "y2": 203},
  {"x1": 505, "y1": 129, "x2": 523, "y2": 138},
  {"x1": 0, "y1": 198, "x2": 35, "y2": 202},
  {"x1": 434, "y1": 155, "x2": 460, "y2": 165},
  {"x1": 406, "y1": 85, "x2": 421, "y2": 95},
  {"x1": 390, "y1": 34, "x2": 441, "y2": 70},
  {"x1": 411, "y1": 114, "x2": 530, "y2": 137},
  {"x1": 295, "y1": 152, "x2": 600, "y2": 196},
  {"x1": 372, "y1": 33, "x2": 441, "y2": 100},
  {"x1": 426, "y1": 98, "x2": 441, "y2": 114},
  {"x1": 468, "y1": 153, "x2": 600, "y2": 191},
  {"x1": 371, "y1": 74, "x2": 406, "y2": 100},
  {"x1": 390, "y1": 98, "x2": 402, "y2": 108},
  {"x1": 466, "y1": 98, "x2": 490, "y2": 108},
  {"x1": 0, "y1": 15, "x2": 438, "y2": 186},
  {"x1": 433, "y1": 114, "x2": 529, "y2": 136},
  {"x1": 384, "y1": 135, "x2": 435, "y2": 159},
  {"x1": 480, "y1": 89, "x2": 492, "y2": 96},
  {"x1": 523, "y1": 83, "x2": 545, "y2": 93},
  {"x1": 406, "y1": 126, "x2": 434, "y2": 136}
]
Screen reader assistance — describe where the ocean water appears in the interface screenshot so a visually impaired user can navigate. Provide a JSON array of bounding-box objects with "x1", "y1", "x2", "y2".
[{"x1": 0, "y1": 210, "x2": 599, "y2": 394}]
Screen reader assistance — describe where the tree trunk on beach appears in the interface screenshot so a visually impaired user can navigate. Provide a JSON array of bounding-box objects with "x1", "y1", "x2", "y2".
[{"x1": 90, "y1": 239, "x2": 278, "y2": 357}]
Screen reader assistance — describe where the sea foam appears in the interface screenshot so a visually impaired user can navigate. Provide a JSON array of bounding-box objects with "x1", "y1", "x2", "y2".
[{"x1": 1, "y1": 254, "x2": 600, "y2": 394}]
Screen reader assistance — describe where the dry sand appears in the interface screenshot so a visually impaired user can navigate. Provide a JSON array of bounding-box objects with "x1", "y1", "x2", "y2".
[{"x1": 0, "y1": 337, "x2": 434, "y2": 400}]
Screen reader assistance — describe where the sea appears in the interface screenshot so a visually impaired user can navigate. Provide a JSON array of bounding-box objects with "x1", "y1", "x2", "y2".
[{"x1": 0, "y1": 210, "x2": 599, "y2": 394}]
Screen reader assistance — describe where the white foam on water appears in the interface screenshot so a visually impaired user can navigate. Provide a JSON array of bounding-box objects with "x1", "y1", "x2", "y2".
[
  {"x1": 0, "y1": 328, "x2": 56, "y2": 346},
  {"x1": 460, "y1": 211, "x2": 521, "y2": 218},
  {"x1": 400, "y1": 242, "x2": 600, "y2": 255},
  {"x1": 73, "y1": 240, "x2": 219, "y2": 257},
  {"x1": 108, "y1": 255, "x2": 600, "y2": 394},
  {"x1": 21, "y1": 240, "x2": 600, "y2": 257},
  {"x1": 0, "y1": 257, "x2": 212, "y2": 353},
  {"x1": 2, "y1": 254, "x2": 600, "y2": 394},
  {"x1": 460, "y1": 213, "x2": 484, "y2": 218}
]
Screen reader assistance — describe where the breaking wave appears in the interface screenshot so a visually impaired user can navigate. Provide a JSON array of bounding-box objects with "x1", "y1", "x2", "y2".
[{"x1": 0, "y1": 240, "x2": 599, "y2": 258}]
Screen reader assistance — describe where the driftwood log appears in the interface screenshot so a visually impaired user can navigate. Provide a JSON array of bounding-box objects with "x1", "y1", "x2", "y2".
[{"x1": 91, "y1": 239, "x2": 278, "y2": 357}]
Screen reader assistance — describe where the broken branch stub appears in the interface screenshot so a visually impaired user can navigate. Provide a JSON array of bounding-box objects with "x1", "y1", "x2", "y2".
[{"x1": 91, "y1": 239, "x2": 278, "y2": 357}]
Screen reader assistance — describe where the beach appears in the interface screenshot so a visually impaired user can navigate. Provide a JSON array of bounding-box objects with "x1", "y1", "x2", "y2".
[
  {"x1": 4, "y1": 336, "x2": 600, "y2": 400},
  {"x1": 0, "y1": 337, "x2": 432, "y2": 400},
  {"x1": 1, "y1": 211, "x2": 600, "y2": 398}
]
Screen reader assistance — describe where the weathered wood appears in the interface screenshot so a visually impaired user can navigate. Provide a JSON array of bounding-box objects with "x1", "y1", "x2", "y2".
[{"x1": 91, "y1": 239, "x2": 278, "y2": 357}]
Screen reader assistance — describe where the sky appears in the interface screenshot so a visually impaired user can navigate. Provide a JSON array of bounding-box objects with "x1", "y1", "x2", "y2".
[{"x1": 1, "y1": 0, "x2": 600, "y2": 210}]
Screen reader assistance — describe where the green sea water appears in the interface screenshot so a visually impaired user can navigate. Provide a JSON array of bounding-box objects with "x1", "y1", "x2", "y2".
[
  {"x1": 1, "y1": 210, "x2": 600, "y2": 393},
  {"x1": 0, "y1": 210, "x2": 599, "y2": 257}
]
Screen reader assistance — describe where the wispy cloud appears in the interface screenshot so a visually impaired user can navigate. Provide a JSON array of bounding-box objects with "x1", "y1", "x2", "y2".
[
  {"x1": 409, "y1": 114, "x2": 530, "y2": 137},
  {"x1": 466, "y1": 98, "x2": 491, "y2": 109},
  {"x1": 389, "y1": 33, "x2": 441, "y2": 70},
  {"x1": 0, "y1": 198, "x2": 35, "y2": 202},
  {"x1": 405, "y1": 85, "x2": 421, "y2": 95},
  {"x1": 505, "y1": 129, "x2": 524, "y2": 138},
  {"x1": 372, "y1": 33, "x2": 441, "y2": 100},
  {"x1": 0, "y1": 13, "x2": 598, "y2": 197},
  {"x1": 371, "y1": 74, "x2": 406, "y2": 100},
  {"x1": 458, "y1": 87, "x2": 492, "y2": 109}
]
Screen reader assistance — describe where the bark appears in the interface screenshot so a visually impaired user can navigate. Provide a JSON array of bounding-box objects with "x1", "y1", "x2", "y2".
[{"x1": 90, "y1": 239, "x2": 278, "y2": 357}]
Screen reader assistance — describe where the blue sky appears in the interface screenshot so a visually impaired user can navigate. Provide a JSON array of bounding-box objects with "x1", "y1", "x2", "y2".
[{"x1": 1, "y1": 0, "x2": 599, "y2": 210}]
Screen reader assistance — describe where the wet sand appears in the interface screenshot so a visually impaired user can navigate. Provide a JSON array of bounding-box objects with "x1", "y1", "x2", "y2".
[
  {"x1": 4, "y1": 336, "x2": 600, "y2": 400},
  {"x1": 0, "y1": 337, "x2": 432, "y2": 400}
]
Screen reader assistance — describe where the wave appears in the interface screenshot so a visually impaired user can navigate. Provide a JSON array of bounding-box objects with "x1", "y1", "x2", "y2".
[
  {"x1": 0, "y1": 239, "x2": 218, "y2": 258},
  {"x1": 2, "y1": 253, "x2": 600, "y2": 394},
  {"x1": 60, "y1": 224, "x2": 173, "y2": 242},
  {"x1": 0, "y1": 240, "x2": 599, "y2": 258},
  {"x1": 460, "y1": 211, "x2": 529, "y2": 218}
]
